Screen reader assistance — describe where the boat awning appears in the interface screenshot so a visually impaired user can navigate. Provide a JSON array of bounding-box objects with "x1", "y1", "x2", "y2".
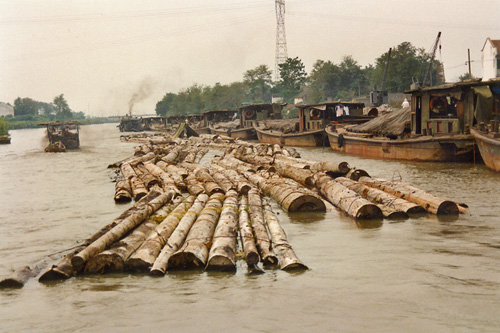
[{"x1": 473, "y1": 85, "x2": 493, "y2": 124}]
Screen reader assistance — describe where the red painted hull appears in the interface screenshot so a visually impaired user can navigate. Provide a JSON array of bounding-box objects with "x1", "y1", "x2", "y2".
[
  {"x1": 471, "y1": 128, "x2": 500, "y2": 172},
  {"x1": 325, "y1": 127, "x2": 475, "y2": 162}
]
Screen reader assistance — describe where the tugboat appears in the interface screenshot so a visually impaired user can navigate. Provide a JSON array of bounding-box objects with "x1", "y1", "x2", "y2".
[{"x1": 38, "y1": 121, "x2": 80, "y2": 152}]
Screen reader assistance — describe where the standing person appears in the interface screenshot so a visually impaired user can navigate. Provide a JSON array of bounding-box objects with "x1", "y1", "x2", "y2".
[{"x1": 402, "y1": 98, "x2": 410, "y2": 108}]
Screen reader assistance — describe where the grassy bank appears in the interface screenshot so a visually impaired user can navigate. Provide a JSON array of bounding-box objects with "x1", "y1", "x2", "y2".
[{"x1": 2, "y1": 115, "x2": 118, "y2": 130}]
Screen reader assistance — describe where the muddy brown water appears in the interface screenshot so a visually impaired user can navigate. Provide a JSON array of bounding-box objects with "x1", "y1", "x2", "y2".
[{"x1": 1, "y1": 123, "x2": 499, "y2": 332}]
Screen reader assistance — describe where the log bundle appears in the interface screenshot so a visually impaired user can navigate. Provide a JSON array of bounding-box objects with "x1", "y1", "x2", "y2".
[{"x1": 2, "y1": 132, "x2": 467, "y2": 288}]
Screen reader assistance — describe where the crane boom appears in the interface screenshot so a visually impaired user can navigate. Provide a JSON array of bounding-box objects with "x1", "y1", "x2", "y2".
[{"x1": 423, "y1": 31, "x2": 441, "y2": 86}]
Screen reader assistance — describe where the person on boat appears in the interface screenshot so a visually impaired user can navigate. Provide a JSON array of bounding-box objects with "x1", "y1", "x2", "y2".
[
  {"x1": 336, "y1": 105, "x2": 344, "y2": 117},
  {"x1": 402, "y1": 98, "x2": 410, "y2": 108}
]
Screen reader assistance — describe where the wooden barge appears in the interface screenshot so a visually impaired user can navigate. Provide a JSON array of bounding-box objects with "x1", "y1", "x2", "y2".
[
  {"x1": 326, "y1": 80, "x2": 500, "y2": 162},
  {"x1": 254, "y1": 102, "x2": 366, "y2": 147},
  {"x1": 119, "y1": 116, "x2": 144, "y2": 132},
  {"x1": 471, "y1": 128, "x2": 500, "y2": 171},
  {"x1": 197, "y1": 109, "x2": 237, "y2": 135},
  {"x1": 211, "y1": 103, "x2": 285, "y2": 140}
]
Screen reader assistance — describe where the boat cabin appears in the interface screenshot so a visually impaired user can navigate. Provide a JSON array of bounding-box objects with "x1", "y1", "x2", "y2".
[
  {"x1": 407, "y1": 79, "x2": 500, "y2": 136},
  {"x1": 38, "y1": 121, "x2": 80, "y2": 151},
  {"x1": 297, "y1": 102, "x2": 366, "y2": 132},
  {"x1": 142, "y1": 116, "x2": 167, "y2": 131},
  {"x1": 202, "y1": 109, "x2": 237, "y2": 127},
  {"x1": 119, "y1": 116, "x2": 143, "y2": 132},
  {"x1": 239, "y1": 103, "x2": 285, "y2": 128}
]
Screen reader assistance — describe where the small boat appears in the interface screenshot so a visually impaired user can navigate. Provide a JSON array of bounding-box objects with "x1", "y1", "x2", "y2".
[
  {"x1": 325, "y1": 79, "x2": 500, "y2": 162},
  {"x1": 471, "y1": 126, "x2": 500, "y2": 171},
  {"x1": 211, "y1": 103, "x2": 285, "y2": 140},
  {"x1": 196, "y1": 109, "x2": 237, "y2": 135},
  {"x1": 38, "y1": 121, "x2": 80, "y2": 152},
  {"x1": 142, "y1": 116, "x2": 168, "y2": 131},
  {"x1": 254, "y1": 102, "x2": 367, "y2": 147},
  {"x1": 0, "y1": 135, "x2": 11, "y2": 144}
]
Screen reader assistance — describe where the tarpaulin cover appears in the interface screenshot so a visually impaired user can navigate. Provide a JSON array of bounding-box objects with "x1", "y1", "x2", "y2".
[
  {"x1": 472, "y1": 86, "x2": 493, "y2": 123},
  {"x1": 347, "y1": 107, "x2": 410, "y2": 136}
]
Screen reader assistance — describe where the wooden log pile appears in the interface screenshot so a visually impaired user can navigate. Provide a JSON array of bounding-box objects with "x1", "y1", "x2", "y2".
[{"x1": 2, "y1": 132, "x2": 466, "y2": 288}]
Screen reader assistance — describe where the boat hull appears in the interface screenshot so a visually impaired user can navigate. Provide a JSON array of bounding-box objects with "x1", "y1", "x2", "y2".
[
  {"x1": 254, "y1": 126, "x2": 326, "y2": 147},
  {"x1": 471, "y1": 128, "x2": 500, "y2": 172},
  {"x1": 211, "y1": 127, "x2": 257, "y2": 140},
  {"x1": 325, "y1": 127, "x2": 474, "y2": 162}
]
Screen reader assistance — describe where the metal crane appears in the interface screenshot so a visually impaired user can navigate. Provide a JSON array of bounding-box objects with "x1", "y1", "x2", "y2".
[
  {"x1": 423, "y1": 31, "x2": 442, "y2": 87},
  {"x1": 370, "y1": 48, "x2": 392, "y2": 106}
]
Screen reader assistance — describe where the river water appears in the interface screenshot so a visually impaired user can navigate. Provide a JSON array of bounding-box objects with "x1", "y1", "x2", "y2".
[{"x1": 1, "y1": 123, "x2": 499, "y2": 332}]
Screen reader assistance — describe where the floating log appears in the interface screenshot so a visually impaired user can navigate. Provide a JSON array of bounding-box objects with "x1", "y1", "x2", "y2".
[
  {"x1": 134, "y1": 163, "x2": 160, "y2": 189},
  {"x1": 184, "y1": 174, "x2": 205, "y2": 196},
  {"x1": 248, "y1": 188, "x2": 278, "y2": 265},
  {"x1": 210, "y1": 161, "x2": 252, "y2": 194},
  {"x1": 345, "y1": 168, "x2": 370, "y2": 181},
  {"x1": 125, "y1": 195, "x2": 196, "y2": 272},
  {"x1": 207, "y1": 190, "x2": 239, "y2": 271},
  {"x1": 274, "y1": 160, "x2": 315, "y2": 187},
  {"x1": 120, "y1": 162, "x2": 136, "y2": 180},
  {"x1": 358, "y1": 176, "x2": 459, "y2": 215},
  {"x1": 130, "y1": 175, "x2": 148, "y2": 201},
  {"x1": 161, "y1": 146, "x2": 181, "y2": 163},
  {"x1": 84, "y1": 196, "x2": 185, "y2": 274},
  {"x1": 237, "y1": 195, "x2": 259, "y2": 265},
  {"x1": 71, "y1": 190, "x2": 176, "y2": 270},
  {"x1": 167, "y1": 192, "x2": 225, "y2": 270},
  {"x1": 0, "y1": 260, "x2": 48, "y2": 289},
  {"x1": 114, "y1": 178, "x2": 133, "y2": 203},
  {"x1": 209, "y1": 169, "x2": 236, "y2": 193},
  {"x1": 334, "y1": 177, "x2": 424, "y2": 215},
  {"x1": 263, "y1": 199, "x2": 308, "y2": 271},
  {"x1": 143, "y1": 162, "x2": 179, "y2": 193},
  {"x1": 39, "y1": 191, "x2": 165, "y2": 281},
  {"x1": 150, "y1": 193, "x2": 209, "y2": 276},
  {"x1": 313, "y1": 173, "x2": 383, "y2": 219}
]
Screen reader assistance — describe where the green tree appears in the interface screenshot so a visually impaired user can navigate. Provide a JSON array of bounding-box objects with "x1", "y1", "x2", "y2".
[
  {"x1": 13, "y1": 97, "x2": 38, "y2": 116},
  {"x1": 243, "y1": 65, "x2": 272, "y2": 103},
  {"x1": 307, "y1": 60, "x2": 341, "y2": 103},
  {"x1": 155, "y1": 92, "x2": 176, "y2": 116},
  {"x1": 53, "y1": 94, "x2": 72, "y2": 120},
  {"x1": 0, "y1": 117, "x2": 9, "y2": 135},
  {"x1": 370, "y1": 42, "x2": 439, "y2": 92},
  {"x1": 277, "y1": 57, "x2": 307, "y2": 103},
  {"x1": 458, "y1": 72, "x2": 472, "y2": 82}
]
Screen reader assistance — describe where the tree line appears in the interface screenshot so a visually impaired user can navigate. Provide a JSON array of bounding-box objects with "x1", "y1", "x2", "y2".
[
  {"x1": 11, "y1": 94, "x2": 84, "y2": 120},
  {"x1": 156, "y1": 41, "x2": 444, "y2": 117}
]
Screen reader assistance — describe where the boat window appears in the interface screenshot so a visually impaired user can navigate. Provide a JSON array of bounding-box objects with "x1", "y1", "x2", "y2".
[{"x1": 429, "y1": 96, "x2": 458, "y2": 119}]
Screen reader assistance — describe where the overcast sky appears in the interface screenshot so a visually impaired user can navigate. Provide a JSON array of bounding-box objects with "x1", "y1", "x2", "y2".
[{"x1": 1, "y1": 0, "x2": 499, "y2": 116}]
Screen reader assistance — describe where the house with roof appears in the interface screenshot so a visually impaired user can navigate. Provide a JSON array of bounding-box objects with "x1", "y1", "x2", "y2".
[{"x1": 482, "y1": 38, "x2": 500, "y2": 80}]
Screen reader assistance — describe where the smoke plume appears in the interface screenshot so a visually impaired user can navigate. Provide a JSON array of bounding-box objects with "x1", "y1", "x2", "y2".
[{"x1": 128, "y1": 78, "x2": 155, "y2": 116}]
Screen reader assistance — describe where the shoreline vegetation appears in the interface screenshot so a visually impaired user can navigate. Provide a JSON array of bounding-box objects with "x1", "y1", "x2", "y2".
[{"x1": 2, "y1": 114, "x2": 118, "y2": 130}]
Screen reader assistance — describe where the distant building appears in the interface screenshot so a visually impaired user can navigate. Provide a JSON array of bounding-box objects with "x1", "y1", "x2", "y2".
[
  {"x1": 482, "y1": 38, "x2": 500, "y2": 80},
  {"x1": 0, "y1": 102, "x2": 14, "y2": 117}
]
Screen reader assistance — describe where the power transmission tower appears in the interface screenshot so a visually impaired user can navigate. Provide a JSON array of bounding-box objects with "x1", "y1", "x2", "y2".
[{"x1": 275, "y1": 0, "x2": 288, "y2": 81}]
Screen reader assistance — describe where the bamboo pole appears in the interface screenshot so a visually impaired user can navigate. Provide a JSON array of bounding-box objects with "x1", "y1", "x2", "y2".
[
  {"x1": 207, "y1": 190, "x2": 239, "y2": 271},
  {"x1": 125, "y1": 195, "x2": 196, "y2": 272},
  {"x1": 71, "y1": 190, "x2": 176, "y2": 270},
  {"x1": 150, "y1": 193, "x2": 209, "y2": 276},
  {"x1": 167, "y1": 192, "x2": 225, "y2": 270},
  {"x1": 263, "y1": 199, "x2": 308, "y2": 271}
]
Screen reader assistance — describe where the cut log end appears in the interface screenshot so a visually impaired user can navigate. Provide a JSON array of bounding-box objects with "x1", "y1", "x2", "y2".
[
  {"x1": 168, "y1": 252, "x2": 205, "y2": 270},
  {"x1": 125, "y1": 258, "x2": 152, "y2": 273},
  {"x1": 281, "y1": 262, "x2": 309, "y2": 271},
  {"x1": 355, "y1": 204, "x2": 383, "y2": 219},
  {"x1": 0, "y1": 278, "x2": 24, "y2": 289},
  {"x1": 245, "y1": 252, "x2": 260, "y2": 266},
  {"x1": 437, "y1": 201, "x2": 459, "y2": 215},
  {"x1": 262, "y1": 254, "x2": 279, "y2": 266},
  {"x1": 149, "y1": 268, "x2": 166, "y2": 277},
  {"x1": 288, "y1": 195, "x2": 326, "y2": 212},
  {"x1": 38, "y1": 267, "x2": 71, "y2": 282}
]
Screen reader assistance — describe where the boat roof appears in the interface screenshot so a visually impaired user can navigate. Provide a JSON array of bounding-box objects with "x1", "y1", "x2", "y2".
[
  {"x1": 202, "y1": 109, "x2": 237, "y2": 115},
  {"x1": 405, "y1": 78, "x2": 500, "y2": 94},
  {"x1": 297, "y1": 101, "x2": 365, "y2": 109},
  {"x1": 239, "y1": 103, "x2": 287, "y2": 110},
  {"x1": 37, "y1": 121, "x2": 80, "y2": 126}
]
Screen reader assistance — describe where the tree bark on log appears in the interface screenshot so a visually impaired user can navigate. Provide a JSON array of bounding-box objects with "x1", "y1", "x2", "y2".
[
  {"x1": 313, "y1": 173, "x2": 383, "y2": 219},
  {"x1": 210, "y1": 162, "x2": 252, "y2": 194},
  {"x1": 358, "y1": 176, "x2": 459, "y2": 215},
  {"x1": 39, "y1": 191, "x2": 164, "y2": 281},
  {"x1": 209, "y1": 169, "x2": 236, "y2": 193},
  {"x1": 207, "y1": 190, "x2": 239, "y2": 271},
  {"x1": 71, "y1": 190, "x2": 176, "y2": 270},
  {"x1": 134, "y1": 163, "x2": 160, "y2": 189},
  {"x1": 263, "y1": 199, "x2": 308, "y2": 271},
  {"x1": 125, "y1": 195, "x2": 196, "y2": 272},
  {"x1": 194, "y1": 166, "x2": 224, "y2": 195},
  {"x1": 161, "y1": 146, "x2": 181, "y2": 163},
  {"x1": 167, "y1": 192, "x2": 225, "y2": 270},
  {"x1": 120, "y1": 162, "x2": 136, "y2": 180},
  {"x1": 237, "y1": 194, "x2": 260, "y2": 265},
  {"x1": 84, "y1": 196, "x2": 185, "y2": 274},
  {"x1": 130, "y1": 175, "x2": 148, "y2": 201},
  {"x1": 248, "y1": 188, "x2": 278, "y2": 265},
  {"x1": 114, "y1": 178, "x2": 133, "y2": 203},
  {"x1": 149, "y1": 193, "x2": 209, "y2": 276},
  {"x1": 0, "y1": 260, "x2": 48, "y2": 289},
  {"x1": 143, "y1": 162, "x2": 179, "y2": 193},
  {"x1": 184, "y1": 174, "x2": 205, "y2": 196},
  {"x1": 334, "y1": 177, "x2": 425, "y2": 215},
  {"x1": 274, "y1": 160, "x2": 315, "y2": 187}
]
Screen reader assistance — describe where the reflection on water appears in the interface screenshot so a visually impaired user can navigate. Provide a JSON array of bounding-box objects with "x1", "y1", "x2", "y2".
[{"x1": 1, "y1": 124, "x2": 500, "y2": 331}]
